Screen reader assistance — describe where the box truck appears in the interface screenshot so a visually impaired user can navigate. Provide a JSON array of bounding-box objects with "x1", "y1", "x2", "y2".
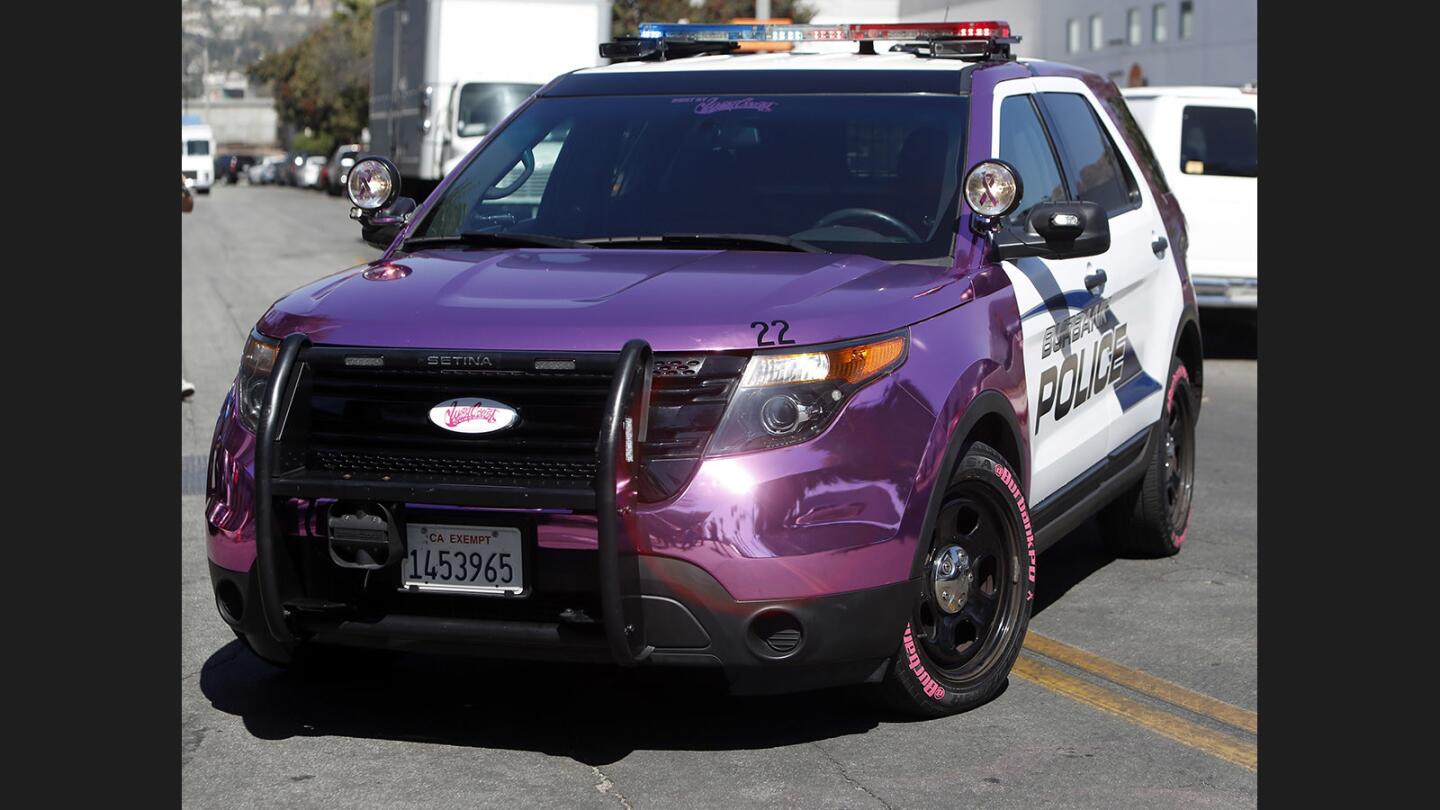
[
  {"x1": 368, "y1": 0, "x2": 611, "y2": 195},
  {"x1": 181, "y1": 121, "x2": 216, "y2": 194}
]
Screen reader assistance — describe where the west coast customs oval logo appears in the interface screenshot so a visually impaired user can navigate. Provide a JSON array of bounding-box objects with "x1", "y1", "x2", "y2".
[{"x1": 428, "y1": 397, "x2": 518, "y2": 434}]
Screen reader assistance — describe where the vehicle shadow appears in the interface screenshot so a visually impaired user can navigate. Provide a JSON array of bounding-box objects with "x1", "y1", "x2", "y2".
[
  {"x1": 200, "y1": 639, "x2": 929, "y2": 764},
  {"x1": 197, "y1": 528, "x2": 1106, "y2": 762},
  {"x1": 1200, "y1": 311, "x2": 1258, "y2": 359},
  {"x1": 1032, "y1": 519, "x2": 1116, "y2": 617}
]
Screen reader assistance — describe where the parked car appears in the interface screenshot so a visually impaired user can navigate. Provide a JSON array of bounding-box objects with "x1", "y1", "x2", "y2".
[
  {"x1": 1121, "y1": 85, "x2": 1257, "y2": 311},
  {"x1": 281, "y1": 152, "x2": 307, "y2": 187},
  {"x1": 217, "y1": 154, "x2": 258, "y2": 185},
  {"x1": 248, "y1": 155, "x2": 286, "y2": 185},
  {"x1": 208, "y1": 20, "x2": 1202, "y2": 718},
  {"x1": 300, "y1": 155, "x2": 327, "y2": 188},
  {"x1": 325, "y1": 143, "x2": 362, "y2": 196}
]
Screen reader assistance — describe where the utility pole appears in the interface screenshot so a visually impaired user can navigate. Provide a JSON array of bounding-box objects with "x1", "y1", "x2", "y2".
[
  {"x1": 202, "y1": 38, "x2": 211, "y2": 123},
  {"x1": 757, "y1": 1, "x2": 771, "y2": 20}
]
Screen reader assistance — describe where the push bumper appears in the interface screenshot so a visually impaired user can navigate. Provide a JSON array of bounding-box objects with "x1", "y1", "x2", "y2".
[{"x1": 233, "y1": 333, "x2": 913, "y2": 692}]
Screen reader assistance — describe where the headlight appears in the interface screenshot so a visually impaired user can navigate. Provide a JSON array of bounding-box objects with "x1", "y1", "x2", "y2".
[
  {"x1": 234, "y1": 331, "x2": 279, "y2": 433},
  {"x1": 707, "y1": 332, "x2": 907, "y2": 456}
]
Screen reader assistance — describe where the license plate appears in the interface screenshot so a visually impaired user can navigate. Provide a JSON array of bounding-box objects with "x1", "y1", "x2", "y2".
[{"x1": 402, "y1": 523, "x2": 525, "y2": 595}]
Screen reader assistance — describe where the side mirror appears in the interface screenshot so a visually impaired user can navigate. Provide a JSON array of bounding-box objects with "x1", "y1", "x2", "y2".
[
  {"x1": 347, "y1": 156, "x2": 415, "y2": 249},
  {"x1": 993, "y1": 201, "x2": 1111, "y2": 261}
]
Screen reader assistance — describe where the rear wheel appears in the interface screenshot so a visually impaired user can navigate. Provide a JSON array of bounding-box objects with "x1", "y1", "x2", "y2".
[
  {"x1": 1101, "y1": 358, "x2": 1197, "y2": 557},
  {"x1": 880, "y1": 442, "x2": 1034, "y2": 717}
]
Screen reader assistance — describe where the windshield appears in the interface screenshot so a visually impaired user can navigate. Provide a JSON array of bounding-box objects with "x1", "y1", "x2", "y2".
[
  {"x1": 418, "y1": 93, "x2": 969, "y2": 262},
  {"x1": 456, "y1": 82, "x2": 542, "y2": 138},
  {"x1": 185, "y1": 139, "x2": 210, "y2": 156}
]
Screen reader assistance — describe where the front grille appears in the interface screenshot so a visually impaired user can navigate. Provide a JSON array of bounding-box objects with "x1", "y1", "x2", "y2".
[
  {"x1": 276, "y1": 347, "x2": 747, "y2": 502},
  {"x1": 309, "y1": 448, "x2": 598, "y2": 485}
]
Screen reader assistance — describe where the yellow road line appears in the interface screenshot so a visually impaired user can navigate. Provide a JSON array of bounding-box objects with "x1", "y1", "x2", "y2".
[
  {"x1": 1024, "y1": 632, "x2": 1257, "y2": 735},
  {"x1": 1012, "y1": 654, "x2": 1257, "y2": 771}
]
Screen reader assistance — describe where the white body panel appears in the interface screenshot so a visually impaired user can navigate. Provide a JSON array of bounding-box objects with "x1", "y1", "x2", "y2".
[
  {"x1": 1123, "y1": 87, "x2": 1257, "y2": 306},
  {"x1": 992, "y1": 76, "x2": 1181, "y2": 505},
  {"x1": 181, "y1": 124, "x2": 215, "y2": 191}
]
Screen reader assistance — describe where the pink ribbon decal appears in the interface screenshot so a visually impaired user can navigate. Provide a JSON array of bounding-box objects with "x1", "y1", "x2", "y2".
[{"x1": 977, "y1": 171, "x2": 999, "y2": 208}]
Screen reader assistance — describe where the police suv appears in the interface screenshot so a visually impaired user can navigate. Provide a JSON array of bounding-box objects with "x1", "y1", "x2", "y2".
[{"x1": 208, "y1": 20, "x2": 1202, "y2": 717}]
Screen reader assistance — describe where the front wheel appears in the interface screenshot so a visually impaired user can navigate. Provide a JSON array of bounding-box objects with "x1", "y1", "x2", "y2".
[{"x1": 879, "y1": 442, "x2": 1035, "y2": 717}]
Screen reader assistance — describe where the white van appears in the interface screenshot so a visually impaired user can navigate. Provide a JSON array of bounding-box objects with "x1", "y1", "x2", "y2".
[
  {"x1": 181, "y1": 123, "x2": 216, "y2": 194},
  {"x1": 1121, "y1": 86, "x2": 1258, "y2": 310}
]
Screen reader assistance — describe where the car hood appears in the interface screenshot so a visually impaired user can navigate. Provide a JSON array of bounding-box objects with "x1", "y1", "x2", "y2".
[{"x1": 258, "y1": 247, "x2": 969, "y2": 352}]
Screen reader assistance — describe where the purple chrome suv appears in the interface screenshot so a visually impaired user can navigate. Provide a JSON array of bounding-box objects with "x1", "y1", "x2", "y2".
[{"x1": 206, "y1": 21, "x2": 1202, "y2": 716}]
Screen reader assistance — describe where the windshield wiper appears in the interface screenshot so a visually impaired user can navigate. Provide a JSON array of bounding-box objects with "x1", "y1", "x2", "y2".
[
  {"x1": 402, "y1": 231, "x2": 590, "y2": 250},
  {"x1": 579, "y1": 233, "x2": 828, "y2": 254}
]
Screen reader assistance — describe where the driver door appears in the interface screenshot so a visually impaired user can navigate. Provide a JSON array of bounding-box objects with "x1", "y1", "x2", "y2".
[{"x1": 990, "y1": 79, "x2": 1112, "y2": 506}]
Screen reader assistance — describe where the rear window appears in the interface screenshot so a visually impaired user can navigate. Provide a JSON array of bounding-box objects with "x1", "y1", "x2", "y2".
[{"x1": 1180, "y1": 106, "x2": 1257, "y2": 177}]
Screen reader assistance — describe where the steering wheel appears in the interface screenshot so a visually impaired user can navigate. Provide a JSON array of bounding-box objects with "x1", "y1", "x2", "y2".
[
  {"x1": 812, "y1": 207, "x2": 922, "y2": 242},
  {"x1": 482, "y1": 148, "x2": 535, "y2": 200}
]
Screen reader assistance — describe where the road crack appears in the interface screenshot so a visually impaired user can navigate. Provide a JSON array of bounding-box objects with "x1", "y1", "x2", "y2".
[
  {"x1": 810, "y1": 742, "x2": 893, "y2": 809},
  {"x1": 590, "y1": 765, "x2": 633, "y2": 810}
]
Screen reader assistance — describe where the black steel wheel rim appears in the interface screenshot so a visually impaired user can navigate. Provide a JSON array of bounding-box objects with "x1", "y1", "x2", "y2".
[
  {"x1": 915, "y1": 483, "x2": 1020, "y2": 678},
  {"x1": 1164, "y1": 388, "x2": 1195, "y2": 530}
]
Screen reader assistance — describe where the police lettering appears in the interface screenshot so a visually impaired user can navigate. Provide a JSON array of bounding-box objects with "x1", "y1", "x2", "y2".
[{"x1": 1036, "y1": 323, "x2": 1126, "y2": 434}]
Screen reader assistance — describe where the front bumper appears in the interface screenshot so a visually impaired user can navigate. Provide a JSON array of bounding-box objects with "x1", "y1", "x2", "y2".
[
  {"x1": 210, "y1": 555, "x2": 913, "y2": 693},
  {"x1": 213, "y1": 334, "x2": 928, "y2": 689},
  {"x1": 1192, "y1": 275, "x2": 1258, "y2": 309}
]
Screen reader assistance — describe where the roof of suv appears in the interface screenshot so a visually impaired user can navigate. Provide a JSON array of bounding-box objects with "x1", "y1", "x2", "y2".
[
  {"x1": 573, "y1": 49, "x2": 1074, "y2": 77},
  {"x1": 1122, "y1": 85, "x2": 1258, "y2": 99}
]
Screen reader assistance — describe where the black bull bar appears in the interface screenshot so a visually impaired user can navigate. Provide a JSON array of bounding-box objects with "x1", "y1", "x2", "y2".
[{"x1": 253, "y1": 333, "x2": 656, "y2": 666}]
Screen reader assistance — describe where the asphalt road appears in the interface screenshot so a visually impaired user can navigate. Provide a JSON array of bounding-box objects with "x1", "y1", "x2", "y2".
[{"x1": 182, "y1": 184, "x2": 1258, "y2": 808}]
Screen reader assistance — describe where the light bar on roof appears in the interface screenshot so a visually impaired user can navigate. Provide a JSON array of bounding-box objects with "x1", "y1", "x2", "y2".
[{"x1": 636, "y1": 21, "x2": 1011, "y2": 44}]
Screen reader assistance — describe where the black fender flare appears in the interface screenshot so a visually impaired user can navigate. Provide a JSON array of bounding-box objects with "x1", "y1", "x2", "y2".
[
  {"x1": 906, "y1": 389, "x2": 1027, "y2": 580},
  {"x1": 1171, "y1": 302, "x2": 1204, "y2": 411}
]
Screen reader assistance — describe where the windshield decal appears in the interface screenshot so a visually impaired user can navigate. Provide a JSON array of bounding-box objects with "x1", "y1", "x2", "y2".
[{"x1": 672, "y1": 96, "x2": 778, "y2": 115}]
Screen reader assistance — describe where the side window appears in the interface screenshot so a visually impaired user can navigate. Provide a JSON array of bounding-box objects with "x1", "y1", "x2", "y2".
[
  {"x1": 998, "y1": 95, "x2": 1067, "y2": 230},
  {"x1": 1104, "y1": 93, "x2": 1171, "y2": 195},
  {"x1": 1180, "y1": 106, "x2": 1257, "y2": 177},
  {"x1": 1039, "y1": 93, "x2": 1141, "y2": 216}
]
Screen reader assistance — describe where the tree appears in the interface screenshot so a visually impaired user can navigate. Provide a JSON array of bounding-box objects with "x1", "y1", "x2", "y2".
[
  {"x1": 248, "y1": 0, "x2": 374, "y2": 154},
  {"x1": 612, "y1": 1, "x2": 818, "y2": 38}
]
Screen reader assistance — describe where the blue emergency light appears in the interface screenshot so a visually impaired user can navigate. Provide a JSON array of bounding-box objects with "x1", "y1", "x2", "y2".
[{"x1": 603, "y1": 20, "x2": 1017, "y2": 62}]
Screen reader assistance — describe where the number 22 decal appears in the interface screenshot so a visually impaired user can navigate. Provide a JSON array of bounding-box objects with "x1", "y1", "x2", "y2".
[{"x1": 751, "y1": 319, "x2": 796, "y2": 346}]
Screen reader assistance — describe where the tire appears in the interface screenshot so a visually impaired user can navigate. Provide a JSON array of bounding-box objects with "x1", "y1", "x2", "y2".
[
  {"x1": 879, "y1": 442, "x2": 1035, "y2": 717},
  {"x1": 1101, "y1": 357, "x2": 1198, "y2": 558}
]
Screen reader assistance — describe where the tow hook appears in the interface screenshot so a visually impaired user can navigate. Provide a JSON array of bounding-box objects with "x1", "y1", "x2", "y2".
[{"x1": 327, "y1": 501, "x2": 403, "y2": 570}]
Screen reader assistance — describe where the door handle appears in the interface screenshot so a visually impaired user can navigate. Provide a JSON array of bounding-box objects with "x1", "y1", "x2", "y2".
[
  {"x1": 1084, "y1": 268, "x2": 1107, "y2": 295},
  {"x1": 1152, "y1": 235, "x2": 1169, "y2": 258}
]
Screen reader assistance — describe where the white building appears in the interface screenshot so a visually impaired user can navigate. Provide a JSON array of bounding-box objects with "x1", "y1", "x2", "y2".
[{"x1": 809, "y1": 0, "x2": 1256, "y2": 87}]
